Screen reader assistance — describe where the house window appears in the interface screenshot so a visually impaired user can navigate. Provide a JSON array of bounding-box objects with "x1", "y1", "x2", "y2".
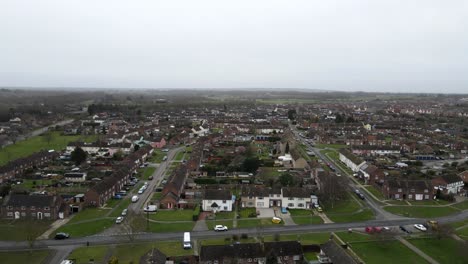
[
  {"x1": 21, "y1": 212, "x2": 26, "y2": 217},
  {"x1": 7, "y1": 206, "x2": 12, "y2": 210},
  {"x1": 258, "y1": 197, "x2": 264, "y2": 200},
  {"x1": 31, "y1": 206, "x2": 35, "y2": 210},
  {"x1": 222, "y1": 200, "x2": 226, "y2": 203},
  {"x1": 288, "y1": 203, "x2": 294, "y2": 207},
  {"x1": 7, "y1": 212, "x2": 13, "y2": 217},
  {"x1": 44, "y1": 207, "x2": 50, "y2": 211},
  {"x1": 248, "y1": 258, "x2": 252, "y2": 262},
  {"x1": 223, "y1": 206, "x2": 227, "y2": 210},
  {"x1": 288, "y1": 197, "x2": 293, "y2": 200},
  {"x1": 31, "y1": 212, "x2": 36, "y2": 217},
  {"x1": 397, "y1": 188, "x2": 402, "y2": 192},
  {"x1": 410, "y1": 189, "x2": 415, "y2": 193},
  {"x1": 424, "y1": 189, "x2": 428, "y2": 193},
  {"x1": 248, "y1": 202, "x2": 253, "y2": 206},
  {"x1": 21, "y1": 206, "x2": 26, "y2": 210},
  {"x1": 408, "y1": 194, "x2": 413, "y2": 199},
  {"x1": 395, "y1": 194, "x2": 400, "y2": 199},
  {"x1": 298, "y1": 203, "x2": 304, "y2": 207},
  {"x1": 257, "y1": 202, "x2": 264, "y2": 207},
  {"x1": 44, "y1": 213, "x2": 51, "y2": 217}
]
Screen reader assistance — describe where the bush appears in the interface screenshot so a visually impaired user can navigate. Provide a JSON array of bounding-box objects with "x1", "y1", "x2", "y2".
[
  {"x1": 192, "y1": 205, "x2": 201, "y2": 221},
  {"x1": 241, "y1": 233, "x2": 248, "y2": 239},
  {"x1": 232, "y1": 234, "x2": 239, "y2": 241}
]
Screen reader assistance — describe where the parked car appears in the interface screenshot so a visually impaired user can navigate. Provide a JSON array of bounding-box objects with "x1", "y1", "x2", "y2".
[
  {"x1": 144, "y1": 205, "x2": 157, "y2": 212},
  {"x1": 54, "y1": 232, "x2": 70, "y2": 240},
  {"x1": 317, "y1": 207, "x2": 323, "y2": 213},
  {"x1": 272, "y1": 217, "x2": 282, "y2": 224},
  {"x1": 116, "y1": 216, "x2": 124, "y2": 224},
  {"x1": 399, "y1": 225, "x2": 412, "y2": 234},
  {"x1": 414, "y1": 224, "x2": 427, "y2": 232},
  {"x1": 121, "y1": 209, "x2": 128, "y2": 216},
  {"x1": 214, "y1": 225, "x2": 228, "y2": 231}
]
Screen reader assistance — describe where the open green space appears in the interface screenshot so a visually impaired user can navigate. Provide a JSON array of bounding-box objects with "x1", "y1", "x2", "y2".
[
  {"x1": 238, "y1": 207, "x2": 257, "y2": 218},
  {"x1": 364, "y1": 185, "x2": 385, "y2": 200},
  {"x1": 68, "y1": 207, "x2": 111, "y2": 224},
  {"x1": 451, "y1": 200, "x2": 468, "y2": 210},
  {"x1": 328, "y1": 209, "x2": 374, "y2": 223},
  {"x1": 53, "y1": 218, "x2": 114, "y2": 238},
  {"x1": 0, "y1": 250, "x2": 51, "y2": 264},
  {"x1": 408, "y1": 237, "x2": 468, "y2": 264},
  {"x1": 174, "y1": 150, "x2": 185, "y2": 161},
  {"x1": 109, "y1": 198, "x2": 132, "y2": 217},
  {"x1": 0, "y1": 131, "x2": 97, "y2": 165},
  {"x1": 236, "y1": 218, "x2": 278, "y2": 228},
  {"x1": 0, "y1": 220, "x2": 52, "y2": 241},
  {"x1": 350, "y1": 240, "x2": 428, "y2": 264},
  {"x1": 147, "y1": 221, "x2": 195, "y2": 233},
  {"x1": 67, "y1": 245, "x2": 108, "y2": 264},
  {"x1": 291, "y1": 215, "x2": 324, "y2": 225},
  {"x1": 149, "y1": 150, "x2": 164, "y2": 163},
  {"x1": 383, "y1": 205, "x2": 460, "y2": 218},
  {"x1": 139, "y1": 167, "x2": 156, "y2": 180},
  {"x1": 322, "y1": 196, "x2": 362, "y2": 214},
  {"x1": 148, "y1": 209, "x2": 194, "y2": 221}
]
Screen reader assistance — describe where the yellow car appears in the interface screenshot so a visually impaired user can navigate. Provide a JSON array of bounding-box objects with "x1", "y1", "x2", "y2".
[{"x1": 272, "y1": 217, "x2": 282, "y2": 224}]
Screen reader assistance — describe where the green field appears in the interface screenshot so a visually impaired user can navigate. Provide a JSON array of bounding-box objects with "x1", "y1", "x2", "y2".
[
  {"x1": 53, "y1": 218, "x2": 114, "y2": 238},
  {"x1": 0, "y1": 250, "x2": 51, "y2": 264},
  {"x1": 291, "y1": 215, "x2": 324, "y2": 225},
  {"x1": 68, "y1": 208, "x2": 111, "y2": 224},
  {"x1": 328, "y1": 209, "x2": 374, "y2": 223},
  {"x1": 67, "y1": 245, "x2": 109, "y2": 264},
  {"x1": 0, "y1": 131, "x2": 97, "y2": 165},
  {"x1": 350, "y1": 240, "x2": 428, "y2": 264},
  {"x1": 148, "y1": 209, "x2": 194, "y2": 221},
  {"x1": 139, "y1": 167, "x2": 156, "y2": 180},
  {"x1": 408, "y1": 237, "x2": 468, "y2": 264},
  {"x1": 147, "y1": 221, "x2": 195, "y2": 233},
  {"x1": 0, "y1": 220, "x2": 52, "y2": 241},
  {"x1": 383, "y1": 205, "x2": 460, "y2": 218}
]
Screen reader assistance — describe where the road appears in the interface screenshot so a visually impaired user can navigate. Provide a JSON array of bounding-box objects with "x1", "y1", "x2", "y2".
[{"x1": 290, "y1": 125, "x2": 399, "y2": 220}]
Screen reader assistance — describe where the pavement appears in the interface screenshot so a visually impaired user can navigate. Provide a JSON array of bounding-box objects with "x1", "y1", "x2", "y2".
[{"x1": 38, "y1": 218, "x2": 72, "y2": 240}]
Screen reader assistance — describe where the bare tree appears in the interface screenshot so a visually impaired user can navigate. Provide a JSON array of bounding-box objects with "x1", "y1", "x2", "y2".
[
  {"x1": 122, "y1": 209, "x2": 147, "y2": 244},
  {"x1": 319, "y1": 172, "x2": 347, "y2": 209},
  {"x1": 43, "y1": 132, "x2": 53, "y2": 146},
  {"x1": 24, "y1": 220, "x2": 42, "y2": 252}
]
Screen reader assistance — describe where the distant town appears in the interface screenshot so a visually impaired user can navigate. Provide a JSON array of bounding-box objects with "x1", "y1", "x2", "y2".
[{"x1": 0, "y1": 89, "x2": 467, "y2": 264}]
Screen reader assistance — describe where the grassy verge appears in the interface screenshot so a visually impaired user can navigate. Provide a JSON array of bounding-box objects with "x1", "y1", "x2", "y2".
[
  {"x1": 109, "y1": 198, "x2": 132, "y2": 217},
  {"x1": 67, "y1": 245, "x2": 109, "y2": 264},
  {"x1": 53, "y1": 218, "x2": 114, "y2": 238},
  {"x1": 236, "y1": 218, "x2": 278, "y2": 228},
  {"x1": 328, "y1": 209, "x2": 374, "y2": 223},
  {"x1": 147, "y1": 222, "x2": 195, "y2": 233},
  {"x1": 0, "y1": 131, "x2": 97, "y2": 165},
  {"x1": 350, "y1": 240, "x2": 427, "y2": 264},
  {"x1": 0, "y1": 220, "x2": 52, "y2": 241},
  {"x1": 452, "y1": 200, "x2": 468, "y2": 210},
  {"x1": 68, "y1": 208, "x2": 111, "y2": 224},
  {"x1": 148, "y1": 209, "x2": 194, "y2": 221},
  {"x1": 0, "y1": 250, "x2": 51, "y2": 264},
  {"x1": 291, "y1": 215, "x2": 324, "y2": 225},
  {"x1": 383, "y1": 205, "x2": 460, "y2": 218},
  {"x1": 364, "y1": 185, "x2": 385, "y2": 200},
  {"x1": 238, "y1": 208, "x2": 257, "y2": 218},
  {"x1": 408, "y1": 237, "x2": 468, "y2": 264}
]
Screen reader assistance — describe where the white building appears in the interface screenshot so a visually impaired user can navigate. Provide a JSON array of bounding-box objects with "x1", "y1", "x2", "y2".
[{"x1": 202, "y1": 189, "x2": 233, "y2": 212}]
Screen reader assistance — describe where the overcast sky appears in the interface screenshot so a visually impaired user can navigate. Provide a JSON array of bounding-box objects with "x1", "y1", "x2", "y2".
[{"x1": 1, "y1": 1, "x2": 467, "y2": 93}]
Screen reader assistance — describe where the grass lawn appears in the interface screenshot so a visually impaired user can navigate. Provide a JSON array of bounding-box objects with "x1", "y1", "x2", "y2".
[
  {"x1": 109, "y1": 198, "x2": 132, "y2": 217},
  {"x1": 0, "y1": 131, "x2": 97, "y2": 165},
  {"x1": 149, "y1": 150, "x2": 164, "y2": 163},
  {"x1": 291, "y1": 215, "x2": 324, "y2": 225},
  {"x1": 383, "y1": 205, "x2": 460, "y2": 218},
  {"x1": 68, "y1": 207, "x2": 111, "y2": 224},
  {"x1": 138, "y1": 167, "x2": 156, "y2": 180},
  {"x1": 256, "y1": 167, "x2": 281, "y2": 179},
  {"x1": 174, "y1": 151, "x2": 185, "y2": 161},
  {"x1": 148, "y1": 209, "x2": 194, "y2": 221},
  {"x1": 213, "y1": 211, "x2": 235, "y2": 220},
  {"x1": 452, "y1": 200, "x2": 468, "y2": 210},
  {"x1": 328, "y1": 209, "x2": 374, "y2": 223},
  {"x1": 288, "y1": 209, "x2": 313, "y2": 216},
  {"x1": 350, "y1": 240, "x2": 428, "y2": 264},
  {"x1": 322, "y1": 196, "x2": 361, "y2": 214},
  {"x1": 67, "y1": 245, "x2": 109, "y2": 264},
  {"x1": 408, "y1": 237, "x2": 468, "y2": 264},
  {"x1": 151, "y1": 192, "x2": 163, "y2": 201},
  {"x1": 456, "y1": 226, "x2": 468, "y2": 239},
  {"x1": 147, "y1": 221, "x2": 195, "y2": 233},
  {"x1": 54, "y1": 218, "x2": 114, "y2": 238},
  {"x1": 335, "y1": 231, "x2": 373, "y2": 243},
  {"x1": 238, "y1": 208, "x2": 257, "y2": 218},
  {"x1": 206, "y1": 220, "x2": 234, "y2": 230},
  {"x1": 0, "y1": 250, "x2": 51, "y2": 264},
  {"x1": 236, "y1": 218, "x2": 278, "y2": 228},
  {"x1": 0, "y1": 220, "x2": 52, "y2": 241},
  {"x1": 364, "y1": 185, "x2": 385, "y2": 200}
]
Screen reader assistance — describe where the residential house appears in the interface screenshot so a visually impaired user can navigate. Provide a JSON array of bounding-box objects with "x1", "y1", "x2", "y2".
[
  {"x1": 431, "y1": 175, "x2": 464, "y2": 195},
  {"x1": 338, "y1": 149, "x2": 366, "y2": 172},
  {"x1": 241, "y1": 186, "x2": 315, "y2": 209},
  {"x1": 383, "y1": 179, "x2": 433, "y2": 200},
  {"x1": 1, "y1": 194, "x2": 67, "y2": 220},
  {"x1": 318, "y1": 240, "x2": 360, "y2": 264},
  {"x1": 281, "y1": 187, "x2": 315, "y2": 209},
  {"x1": 202, "y1": 189, "x2": 233, "y2": 212},
  {"x1": 358, "y1": 164, "x2": 385, "y2": 185},
  {"x1": 0, "y1": 150, "x2": 59, "y2": 183},
  {"x1": 159, "y1": 165, "x2": 188, "y2": 209}
]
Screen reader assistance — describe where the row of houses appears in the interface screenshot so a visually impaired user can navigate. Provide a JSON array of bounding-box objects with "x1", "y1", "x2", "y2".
[{"x1": 0, "y1": 150, "x2": 59, "y2": 184}]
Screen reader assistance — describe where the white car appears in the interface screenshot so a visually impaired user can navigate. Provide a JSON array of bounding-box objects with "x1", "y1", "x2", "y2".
[
  {"x1": 414, "y1": 224, "x2": 427, "y2": 232},
  {"x1": 116, "y1": 216, "x2": 124, "y2": 224},
  {"x1": 214, "y1": 225, "x2": 228, "y2": 231},
  {"x1": 121, "y1": 209, "x2": 128, "y2": 216}
]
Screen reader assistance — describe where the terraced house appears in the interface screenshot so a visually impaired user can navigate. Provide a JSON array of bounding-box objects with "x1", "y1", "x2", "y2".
[
  {"x1": 241, "y1": 186, "x2": 316, "y2": 209},
  {"x1": 1, "y1": 193, "x2": 67, "y2": 220},
  {"x1": 0, "y1": 150, "x2": 59, "y2": 183}
]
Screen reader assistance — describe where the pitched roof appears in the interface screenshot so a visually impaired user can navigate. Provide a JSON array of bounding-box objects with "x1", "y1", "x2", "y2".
[
  {"x1": 282, "y1": 187, "x2": 314, "y2": 198},
  {"x1": 320, "y1": 240, "x2": 359, "y2": 264},
  {"x1": 3, "y1": 194, "x2": 56, "y2": 207},
  {"x1": 204, "y1": 189, "x2": 232, "y2": 200}
]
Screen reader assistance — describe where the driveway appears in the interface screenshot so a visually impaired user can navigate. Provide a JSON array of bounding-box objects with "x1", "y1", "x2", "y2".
[{"x1": 257, "y1": 208, "x2": 275, "y2": 218}]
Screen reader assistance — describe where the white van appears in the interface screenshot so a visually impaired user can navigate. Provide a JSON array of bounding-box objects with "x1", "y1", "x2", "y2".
[
  {"x1": 131, "y1": 195, "x2": 139, "y2": 203},
  {"x1": 183, "y1": 232, "x2": 191, "y2": 249}
]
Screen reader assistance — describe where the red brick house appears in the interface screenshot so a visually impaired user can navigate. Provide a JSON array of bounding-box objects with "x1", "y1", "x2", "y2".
[
  {"x1": 159, "y1": 165, "x2": 188, "y2": 209},
  {"x1": 0, "y1": 150, "x2": 59, "y2": 183},
  {"x1": 383, "y1": 179, "x2": 433, "y2": 200},
  {"x1": 1, "y1": 194, "x2": 68, "y2": 220}
]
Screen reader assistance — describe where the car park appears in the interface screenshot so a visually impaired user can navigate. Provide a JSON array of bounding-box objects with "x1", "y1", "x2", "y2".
[
  {"x1": 116, "y1": 216, "x2": 124, "y2": 224},
  {"x1": 214, "y1": 225, "x2": 228, "y2": 231},
  {"x1": 414, "y1": 224, "x2": 427, "y2": 232},
  {"x1": 54, "y1": 232, "x2": 70, "y2": 240}
]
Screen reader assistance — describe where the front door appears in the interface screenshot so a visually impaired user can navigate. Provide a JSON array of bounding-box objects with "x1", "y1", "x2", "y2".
[
  {"x1": 14, "y1": 211, "x2": 20, "y2": 219},
  {"x1": 37, "y1": 212, "x2": 43, "y2": 220}
]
